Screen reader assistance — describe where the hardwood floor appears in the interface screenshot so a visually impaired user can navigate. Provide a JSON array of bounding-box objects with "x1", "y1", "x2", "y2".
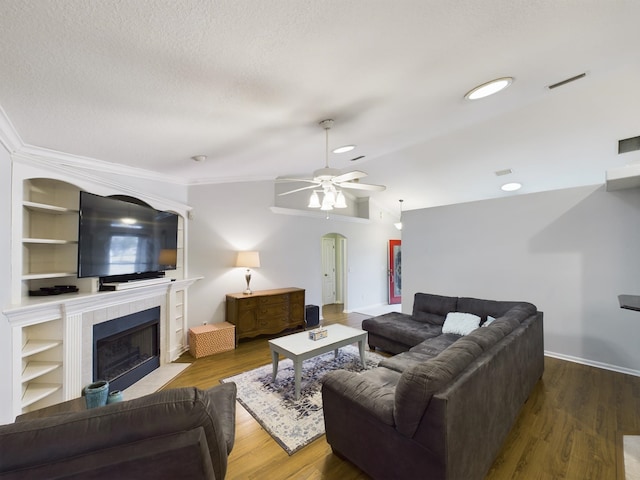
[{"x1": 163, "y1": 307, "x2": 640, "y2": 479}]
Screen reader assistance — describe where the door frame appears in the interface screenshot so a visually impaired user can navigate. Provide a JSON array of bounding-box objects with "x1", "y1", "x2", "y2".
[{"x1": 321, "y1": 233, "x2": 348, "y2": 311}]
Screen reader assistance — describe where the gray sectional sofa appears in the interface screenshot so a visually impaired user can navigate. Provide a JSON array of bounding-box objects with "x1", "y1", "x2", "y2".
[
  {"x1": 321, "y1": 293, "x2": 544, "y2": 480},
  {"x1": 0, "y1": 384, "x2": 237, "y2": 480}
]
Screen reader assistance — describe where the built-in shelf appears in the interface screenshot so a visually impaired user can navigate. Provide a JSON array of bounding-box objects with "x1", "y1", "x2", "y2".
[
  {"x1": 22, "y1": 361, "x2": 62, "y2": 382},
  {"x1": 23, "y1": 238, "x2": 77, "y2": 244},
  {"x1": 23, "y1": 201, "x2": 78, "y2": 215},
  {"x1": 22, "y1": 339, "x2": 63, "y2": 357},
  {"x1": 22, "y1": 383, "x2": 62, "y2": 408},
  {"x1": 22, "y1": 272, "x2": 77, "y2": 280}
]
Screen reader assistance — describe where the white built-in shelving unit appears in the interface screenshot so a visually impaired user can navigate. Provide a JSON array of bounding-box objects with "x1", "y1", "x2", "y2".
[
  {"x1": 21, "y1": 179, "x2": 81, "y2": 297},
  {"x1": 5, "y1": 170, "x2": 196, "y2": 419}
]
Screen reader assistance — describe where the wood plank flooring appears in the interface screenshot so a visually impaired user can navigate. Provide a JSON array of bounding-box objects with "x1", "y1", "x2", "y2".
[{"x1": 163, "y1": 306, "x2": 640, "y2": 479}]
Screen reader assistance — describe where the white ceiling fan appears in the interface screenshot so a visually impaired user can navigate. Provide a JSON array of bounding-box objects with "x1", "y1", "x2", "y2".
[{"x1": 277, "y1": 119, "x2": 386, "y2": 210}]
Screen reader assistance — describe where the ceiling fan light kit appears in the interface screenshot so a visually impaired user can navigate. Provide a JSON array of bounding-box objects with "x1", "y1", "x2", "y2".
[{"x1": 277, "y1": 119, "x2": 386, "y2": 213}]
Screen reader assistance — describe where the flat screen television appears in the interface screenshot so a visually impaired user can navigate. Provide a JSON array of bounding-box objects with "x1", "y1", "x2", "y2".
[{"x1": 77, "y1": 191, "x2": 179, "y2": 281}]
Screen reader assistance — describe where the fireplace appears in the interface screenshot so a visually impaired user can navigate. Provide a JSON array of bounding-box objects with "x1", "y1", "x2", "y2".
[{"x1": 93, "y1": 306, "x2": 160, "y2": 392}]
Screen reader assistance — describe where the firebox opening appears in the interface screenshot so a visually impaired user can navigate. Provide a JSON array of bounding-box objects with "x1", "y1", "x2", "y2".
[{"x1": 93, "y1": 306, "x2": 160, "y2": 393}]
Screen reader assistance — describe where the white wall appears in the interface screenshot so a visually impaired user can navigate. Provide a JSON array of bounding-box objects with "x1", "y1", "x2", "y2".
[
  {"x1": 186, "y1": 181, "x2": 398, "y2": 327},
  {"x1": 0, "y1": 145, "x2": 13, "y2": 423},
  {"x1": 402, "y1": 184, "x2": 640, "y2": 374}
]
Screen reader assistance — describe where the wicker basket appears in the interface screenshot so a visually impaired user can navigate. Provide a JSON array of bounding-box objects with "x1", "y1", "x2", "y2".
[{"x1": 189, "y1": 322, "x2": 235, "y2": 358}]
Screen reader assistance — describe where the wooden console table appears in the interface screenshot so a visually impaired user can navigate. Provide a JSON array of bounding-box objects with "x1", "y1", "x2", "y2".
[{"x1": 225, "y1": 288, "x2": 305, "y2": 345}]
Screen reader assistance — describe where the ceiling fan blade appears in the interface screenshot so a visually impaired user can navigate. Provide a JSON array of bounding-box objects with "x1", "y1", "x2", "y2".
[
  {"x1": 276, "y1": 177, "x2": 318, "y2": 184},
  {"x1": 338, "y1": 181, "x2": 386, "y2": 192},
  {"x1": 277, "y1": 184, "x2": 319, "y2": 196},
  {"x1": 331, "y1": 170, "x2": 367, "y2": 183}
]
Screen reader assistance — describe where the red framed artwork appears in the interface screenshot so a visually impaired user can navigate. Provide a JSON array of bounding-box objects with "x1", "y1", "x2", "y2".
[{"x1": 388, "y1": 239, "x2": 401, "y2": 304}]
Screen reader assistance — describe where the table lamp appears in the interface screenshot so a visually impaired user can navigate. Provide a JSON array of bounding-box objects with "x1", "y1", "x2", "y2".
[{"x1": 235, "y1": 251, "x2": 261, "y2": 294}]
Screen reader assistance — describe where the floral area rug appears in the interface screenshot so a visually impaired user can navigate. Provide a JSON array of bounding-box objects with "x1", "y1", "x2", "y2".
[{"x1": 220, "y1": 344, "x2": 385, "y2": 455}]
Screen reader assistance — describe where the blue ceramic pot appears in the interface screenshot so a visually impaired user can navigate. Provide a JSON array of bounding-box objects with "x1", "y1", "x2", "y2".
[
  {"x1": 107, "y1": 390, "x2": 123, "y2": 404},
  {"x1": 84, "y1": 380, "x2": 109, "y2": 409}
]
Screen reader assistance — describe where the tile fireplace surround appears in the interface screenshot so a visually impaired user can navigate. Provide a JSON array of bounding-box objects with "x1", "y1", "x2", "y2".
[{"x1": 3, "y1": 278, "x2": 199, "y2": 419}]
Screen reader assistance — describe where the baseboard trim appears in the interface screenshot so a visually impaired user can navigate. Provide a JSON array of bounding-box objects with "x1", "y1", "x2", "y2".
[{"x1": 545, "y1": 350, "x2": 640, "y2": 378}]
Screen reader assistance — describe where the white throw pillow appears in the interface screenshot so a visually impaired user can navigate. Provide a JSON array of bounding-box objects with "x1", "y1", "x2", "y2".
[
  {"x1": 483, "y1": 315, "x2": 496, "y2": 327},
  {"x1": 442, "y1": 312, "x2": 481, "y2": 335}
]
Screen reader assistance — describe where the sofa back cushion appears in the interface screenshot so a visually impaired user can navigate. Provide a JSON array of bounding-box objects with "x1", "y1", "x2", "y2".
[
  {"x1": 457, "y1": 297, "x2": 536, "y2": 324},
  {"x1": 394, "y1": 335, "x2": 483, "y2": 437},
  {"x1": 412, "y1": 293, "x2": 458, "y2": 325}
]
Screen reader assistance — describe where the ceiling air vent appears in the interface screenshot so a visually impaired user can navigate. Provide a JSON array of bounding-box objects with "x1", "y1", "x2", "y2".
[
  {"x1": 547, "y1": 73, "x2": 586, "y2": 90},
  {"x1": 494, "y1": 168, "x2": 512, "y2": 176},
  {"x1": 618, "y1": 135, "x2": 640, "y2": 154}
]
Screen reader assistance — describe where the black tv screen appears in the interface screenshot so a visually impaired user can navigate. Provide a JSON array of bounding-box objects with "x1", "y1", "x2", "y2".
[{"x1": 78, "y1": 192, "x2": 179, "y2": 279}]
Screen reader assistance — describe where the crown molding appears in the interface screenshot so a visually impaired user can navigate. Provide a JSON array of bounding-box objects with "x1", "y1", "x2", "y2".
[
  {"x1": 17, "y1": 143, "x2": 189, "y2": 185},
  {"x1": 0, "y1": 105, "x2": 24, "y2": 153},
  {"x1": 0, "y1": 103, "x2": 192, "y2": 186},
  {"x1": 12, "y1": 151, "x2": 191, "y2": 216},
  {"x1": 187, "y1": 173, "x2": 277, "y2": 186}
]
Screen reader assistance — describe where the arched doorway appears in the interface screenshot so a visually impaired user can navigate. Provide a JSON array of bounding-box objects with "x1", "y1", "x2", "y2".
[{"x1": 321, "y1": 233, "x2": 347, "y2": 316}]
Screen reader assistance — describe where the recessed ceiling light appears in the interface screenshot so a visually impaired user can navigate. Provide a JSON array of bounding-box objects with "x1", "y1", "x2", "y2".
[
  {"x1": 501, "y1": 182, "x2": 522, "y2": 192},
  {"x1": 333, "y1": 145, "x2": 356, "y2": 154},
  {"x1": 465, "y1": 77, "x2": 513, "y2": 100}
]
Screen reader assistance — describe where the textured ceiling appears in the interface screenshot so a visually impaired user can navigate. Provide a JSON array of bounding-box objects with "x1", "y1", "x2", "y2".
[{"x1": 1, "y1": 0, "x2": 640, "y2": 213}]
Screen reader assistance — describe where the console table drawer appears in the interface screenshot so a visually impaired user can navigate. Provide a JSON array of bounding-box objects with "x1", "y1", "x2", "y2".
[
  {"x1": 258, "y1": 295, "x2": 287, "y2": 306},
  {"x1": 258, "y1": 304, "x2": 289, "y2": 318},
  {"x1": 225, "y1": 288, "x2": 305, "y2": 345}
]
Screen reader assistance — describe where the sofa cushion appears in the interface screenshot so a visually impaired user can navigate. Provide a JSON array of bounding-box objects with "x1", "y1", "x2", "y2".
[
  {"x1": 457, "y1": 297, "x2": 533, "y2": 324},
  {"x1": 379, "y1": 351, "x2": 431, "y2": 373},
  {"x1": 409, "y1": 333, "x2": 460, "y2": 357},
  {"x1": 464, "y1": 324, "x2": 505, "y2": 351},
  {"x1": 322, "y1": 368, "x2": 399, "y2": 427},
  {"x1": 442, "y1": 312, "x2": 481, "y2": 335},
  {"x1": 411, "y1": 293, "x2": 458, "y2": 325},
  {"x1": 488, "y1": 317, "x2": 520, "y2": 336},
  {"x1": 362, "y1": 312, "x2": 442, "y2": 347}
]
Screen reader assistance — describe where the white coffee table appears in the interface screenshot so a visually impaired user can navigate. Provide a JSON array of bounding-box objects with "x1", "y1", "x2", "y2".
[{"x1": 268, "y1": 324, "x2": 367, "y2": 400}]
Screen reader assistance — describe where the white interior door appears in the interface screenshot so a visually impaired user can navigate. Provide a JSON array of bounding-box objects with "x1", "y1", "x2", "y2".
[{"x1": 322, "y1": 237, "x2": 336, "y2": 305}]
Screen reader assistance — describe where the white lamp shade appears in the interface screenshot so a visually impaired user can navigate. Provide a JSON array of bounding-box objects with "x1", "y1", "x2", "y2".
[
  {"x1": 308, "y1": 191, "x2": 321, "y2": 208},
  {"x1": 334, "y1": 191, "x2": 347, "y2": 208},
  {"x1": 320, "y1": 194, "x2": 333, "y2": 211},
  {"x1": 235, "y1": 251, "x2": 261, "y2": 268}
]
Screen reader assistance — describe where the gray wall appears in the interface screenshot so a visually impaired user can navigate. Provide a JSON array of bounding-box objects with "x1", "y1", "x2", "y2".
[
  {"x1": 402, "y1": 184, "x2": 640, "y2": 373},
  {"x1": 186, "y1": 181, "x2": 398, "y2": 327}
]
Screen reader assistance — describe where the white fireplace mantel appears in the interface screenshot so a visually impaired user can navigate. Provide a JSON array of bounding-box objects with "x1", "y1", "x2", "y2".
[{"x1": 4, "y1": 277, "x2": 201, "y2": 419}]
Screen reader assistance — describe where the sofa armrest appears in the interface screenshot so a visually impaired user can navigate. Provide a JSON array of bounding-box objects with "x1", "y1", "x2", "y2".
[
  {"x1": 206, "y1": 381, "x2": 237, "y2": 454},
  {"x1": 321, "y1": 370, "x2": 395, "y2": 426}
]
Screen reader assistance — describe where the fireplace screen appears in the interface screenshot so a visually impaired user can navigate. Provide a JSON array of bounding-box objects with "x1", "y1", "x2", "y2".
[{"x1": 93, "y1": 306, "x2": 160, "y2": 392}]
